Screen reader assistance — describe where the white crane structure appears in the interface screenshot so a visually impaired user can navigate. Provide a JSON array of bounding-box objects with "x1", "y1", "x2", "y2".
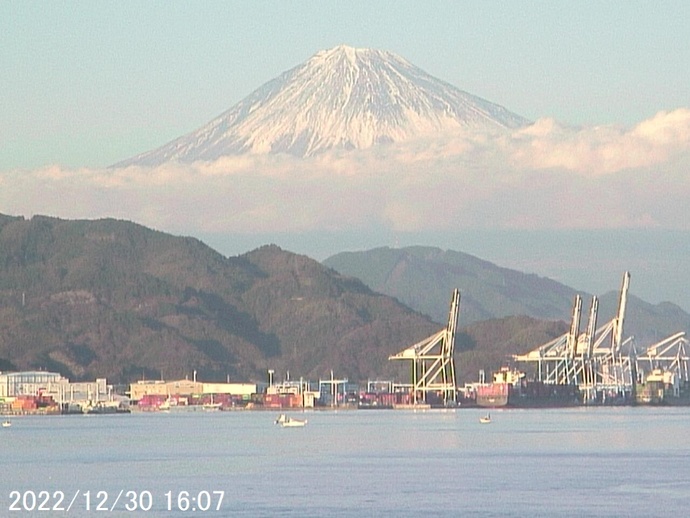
[
  {"x1": 635, "y1": 331, "x2": 690, "y2": 386},
  {"x1": 389, "y1": 289, "x2": 460, "y2": 406},
  {"x1": 513, "y1": 272, "x2": 636, "y2": 403}
]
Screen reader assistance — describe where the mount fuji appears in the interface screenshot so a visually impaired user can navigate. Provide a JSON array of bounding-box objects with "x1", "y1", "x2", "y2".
[{"x1": 114, "y1": 45, "x2": 530, "y2": 167}]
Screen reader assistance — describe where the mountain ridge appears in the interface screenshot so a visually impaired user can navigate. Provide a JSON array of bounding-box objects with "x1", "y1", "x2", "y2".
[{"x1": 323, "y1": 245, "x2": 690, "y2": 346}]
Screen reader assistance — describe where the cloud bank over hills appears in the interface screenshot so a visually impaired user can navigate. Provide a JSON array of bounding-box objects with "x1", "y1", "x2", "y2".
[{"x1": 3, "y1": 107, "x2": 688, "y2": 237}]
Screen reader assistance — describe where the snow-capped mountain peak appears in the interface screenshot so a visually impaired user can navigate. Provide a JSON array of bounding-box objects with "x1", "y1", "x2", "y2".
[{"x1": 114, "y1": 45, "x2": 529, "y2": 167}]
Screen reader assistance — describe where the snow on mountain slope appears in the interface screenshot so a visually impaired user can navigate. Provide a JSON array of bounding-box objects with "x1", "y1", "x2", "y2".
[{"x1": 114, "y1": 45, "x2": 530, "y2": 167}]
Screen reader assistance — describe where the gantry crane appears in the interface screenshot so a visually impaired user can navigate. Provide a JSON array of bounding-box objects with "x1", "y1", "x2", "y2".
[
  {"x1": 389, "y1": 289, "x2": 460, "y2": 406},
  {"x1": 514, "y1": 272, "x2": 636, "y2": 403}
]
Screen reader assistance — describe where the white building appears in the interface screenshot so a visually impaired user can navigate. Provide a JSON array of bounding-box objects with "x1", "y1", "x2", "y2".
[{"x1": 0, "y1": 370, "x2": 112, "y2": 404}]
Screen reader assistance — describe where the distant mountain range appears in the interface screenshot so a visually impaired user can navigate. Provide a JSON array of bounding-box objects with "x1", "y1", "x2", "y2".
[
  {"x1": 113, "y1": 45, "x2": 529, "y2": 166},
  {"x1": 325, "y1": 246, "x2": 578, "y2": 324},
  {"x1": 1, "y1": 214, "x2": 687, "y2": 386},
  {"x1": 323, "y1": 246, "x2": 690, "y2": 348}
]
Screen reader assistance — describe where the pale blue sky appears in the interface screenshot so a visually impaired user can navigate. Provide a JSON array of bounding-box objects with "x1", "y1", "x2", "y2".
[{"x1": 2, "y1": 1, "x2": 689, "y2": 170}]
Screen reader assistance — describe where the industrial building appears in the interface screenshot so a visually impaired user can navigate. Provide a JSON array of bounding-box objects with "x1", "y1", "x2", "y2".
[
  {"x1": 0, "y1": 370, "x2": 125, "y2": 414},
  {"x1": 129, "y1": 377, "x2": 258, "y2": 410}
]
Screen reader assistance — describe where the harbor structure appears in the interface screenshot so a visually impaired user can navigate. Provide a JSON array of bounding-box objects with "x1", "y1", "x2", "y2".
[
  {"x1": 130, "y1": 378, "x2": 258, "y2": 410},
  {"x1": 498, "y1": 272, "x2": 690, "y2": 406},
  {"x1": 389, "y1": 288, "x2": 460, "y2": 407},
  {"x1": 265, "y1": 378, "x2": 319, "y2": 408},
  {"x1": 318, "y1": 370, "x2": 349, "y2": 407},
  {"x1": 634, "y1": 332, "x2": 690, "y2": 404},
  {"x1": 0, "y1": 370, "x2": 125, "y2": 413},
  {"x1": 513, "y1": 272, "x2": 636, "y2": 404}
]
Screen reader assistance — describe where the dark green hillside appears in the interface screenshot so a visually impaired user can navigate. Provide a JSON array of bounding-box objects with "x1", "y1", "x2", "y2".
[{"x1": 0, "y1": 215, "x2": 439, "y2": 384}]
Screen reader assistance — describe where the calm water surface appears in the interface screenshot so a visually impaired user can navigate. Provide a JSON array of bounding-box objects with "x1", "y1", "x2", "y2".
[{"x1": 2, "y1": 407, "x2": 689, "y2": 517}]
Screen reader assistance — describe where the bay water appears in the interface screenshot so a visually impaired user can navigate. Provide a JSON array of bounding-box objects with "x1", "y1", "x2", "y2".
[{"x1": 2, "y1": 407, "x2": 689, "y2": 517}]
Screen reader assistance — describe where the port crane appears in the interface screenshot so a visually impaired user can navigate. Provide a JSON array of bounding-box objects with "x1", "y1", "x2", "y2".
[
  {"x1": 389, "y1": 288, "x2": 460, "y2": 406},
  {"x1": 514, "y1": 272, "x2": 637, "y2": 403},
  {"x1": 635, "y1": 332, "x2": 690, "y2": 391}
]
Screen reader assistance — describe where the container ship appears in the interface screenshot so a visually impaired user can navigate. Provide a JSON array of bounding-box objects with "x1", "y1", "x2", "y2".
[{"x1": 472, "y1": 368, "x2": 581, "y2": 408}]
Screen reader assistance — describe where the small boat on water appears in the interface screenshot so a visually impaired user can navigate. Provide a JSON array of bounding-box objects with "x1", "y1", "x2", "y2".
[
  {"x1": 275, "y1": 414, "x2": 307, "y2": 427},
  {"x1": 202, "y1": 394, "x2": 222, "y2": 411},
  {"x1": 479, "y1": 414, "x2": 491, "y2": 424},
  {"x1": 2, "y1": 418, "x2": 11, "y2": 428}
]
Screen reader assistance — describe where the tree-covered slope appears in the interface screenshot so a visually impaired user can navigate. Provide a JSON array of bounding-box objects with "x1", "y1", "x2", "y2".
[{"x1": 0, "y1": 215, "x2": 439, "y2": 383}]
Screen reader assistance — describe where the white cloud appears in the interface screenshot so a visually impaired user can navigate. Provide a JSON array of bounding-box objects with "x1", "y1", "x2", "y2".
[
  {"x1": 508, "y1": 108, "x2": 690, "y2": 175},
  {"x1": 1, "y1": 109, "x2": 689, "y2": 238}
]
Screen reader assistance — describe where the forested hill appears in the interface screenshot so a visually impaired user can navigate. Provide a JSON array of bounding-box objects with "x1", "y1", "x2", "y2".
[{"x1": 0, "y1": 214, "x2": 446, "y2": 384}]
